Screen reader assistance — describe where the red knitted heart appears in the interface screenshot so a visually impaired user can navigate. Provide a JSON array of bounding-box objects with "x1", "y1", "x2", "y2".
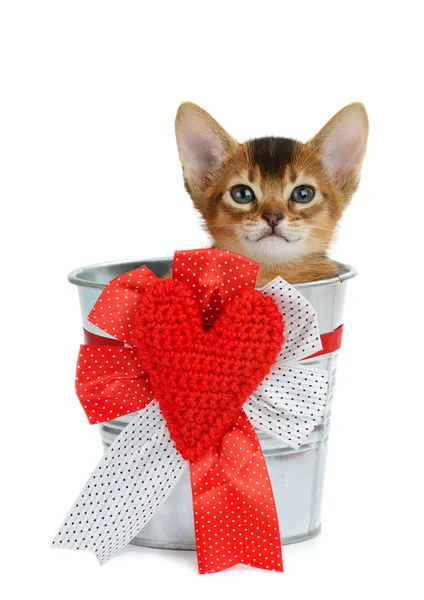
[{"x1": 131, "y1": 279, "x2": 284, "y2": 462}]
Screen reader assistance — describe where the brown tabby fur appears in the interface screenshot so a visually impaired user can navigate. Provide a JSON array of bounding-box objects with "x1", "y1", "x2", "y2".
[{"x1": 175, "y1": 102, "x2": 368, "y2": 285}]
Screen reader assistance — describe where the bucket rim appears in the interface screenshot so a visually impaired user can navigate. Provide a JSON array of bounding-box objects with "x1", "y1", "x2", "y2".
[{"x1": 68, "y1": 257, "x2": 357, "y2": 290}]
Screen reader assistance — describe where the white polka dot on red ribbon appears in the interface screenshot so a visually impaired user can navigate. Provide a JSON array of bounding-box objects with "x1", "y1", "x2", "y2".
[
  {"x1": 172, "y1": 249, "x2": 259, "y2": 325},
  {"x1": 88, "y1": 265, "x2": 158, "y2": 344},
  {"x1": 76, "y1": 345, "x2": 154, "y2": 423},
  {"x1": 190, "y1": 410, "x2": 283, "y2": 573}
]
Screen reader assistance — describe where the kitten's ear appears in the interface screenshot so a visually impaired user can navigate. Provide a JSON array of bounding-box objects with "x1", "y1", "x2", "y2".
[
  {"x1": 175, "y1": 102, "x2": 238, "y2": 188},
  {"x1": 309, "y1": 103, "x2": 369, "y2": 188}
]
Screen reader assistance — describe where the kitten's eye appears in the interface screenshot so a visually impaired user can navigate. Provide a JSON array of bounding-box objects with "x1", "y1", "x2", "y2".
[
  {"x1": 230, "y1": 185, "x2": 256, "y2": 204},
  {"x1": 290, "y1": 185, "x2": 315, "y2": 204}
]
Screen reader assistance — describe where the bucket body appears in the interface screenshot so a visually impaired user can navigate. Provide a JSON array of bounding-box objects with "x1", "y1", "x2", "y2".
[{"x1": 69, "y1": 258, "x2": 356, "y2": 549}]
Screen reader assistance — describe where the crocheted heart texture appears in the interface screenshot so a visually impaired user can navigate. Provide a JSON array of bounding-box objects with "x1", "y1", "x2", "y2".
[{"x1": 131, "y1": 279, "x2": 284, "y2": 461}]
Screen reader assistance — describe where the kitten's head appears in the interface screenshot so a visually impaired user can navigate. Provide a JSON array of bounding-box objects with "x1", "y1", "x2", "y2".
[{"x1": 175, "y1": 102, "x2": 368, "y2": 265}]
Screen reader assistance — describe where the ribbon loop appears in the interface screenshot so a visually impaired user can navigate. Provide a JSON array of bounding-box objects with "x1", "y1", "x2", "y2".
[
  {"x1": 260, "y1": 277, "x2": 323, "y2": 363},
  {"x1": 88, "y1": 265, "x2": 158, "y2": 344},
  {"x1": 245, "y1": 363, "x2": 329, "y2": 449},
  {"x1": 76, "y1": 345, "x2": 154, "y2": 424},
  {"x1": 172, "y1": 249, "x2": 259, "y2": 325}
]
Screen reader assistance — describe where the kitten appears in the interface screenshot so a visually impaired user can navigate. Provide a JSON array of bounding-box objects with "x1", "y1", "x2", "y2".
[{"x1": 175, "y1": 102, "x2": 368, "y2": 285}]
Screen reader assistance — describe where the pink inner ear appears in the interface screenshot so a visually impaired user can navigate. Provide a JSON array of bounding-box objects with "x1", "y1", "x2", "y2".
[
  {"x1": 320, "y1": 114, "x2": 367, "y2": 187},
  {"x1": 184, "y1": 132, "x2": 217, "y2": 178},
  {"x1": 179, "y1": 122, "x2": 225, "y2": 186}
]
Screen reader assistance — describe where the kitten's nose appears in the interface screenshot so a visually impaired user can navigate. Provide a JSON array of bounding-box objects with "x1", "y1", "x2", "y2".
[{"x1": 262, "y1": 211, "x2": 284, "y2": 228}]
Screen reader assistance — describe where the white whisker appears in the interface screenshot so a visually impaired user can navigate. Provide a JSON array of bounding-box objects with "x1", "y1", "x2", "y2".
[{"x1": 307, "y1": 225, "x2": 336, "y2": 233}]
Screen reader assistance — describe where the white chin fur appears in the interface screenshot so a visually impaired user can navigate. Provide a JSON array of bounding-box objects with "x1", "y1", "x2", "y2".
[{"x1": 240, "y1": 236, "x2": 308, "y2": 265}]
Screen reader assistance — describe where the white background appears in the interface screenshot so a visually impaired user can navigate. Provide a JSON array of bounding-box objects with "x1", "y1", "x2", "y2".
[{"x1": 1, "y1": 1, "x2": 423, "y2": 598}]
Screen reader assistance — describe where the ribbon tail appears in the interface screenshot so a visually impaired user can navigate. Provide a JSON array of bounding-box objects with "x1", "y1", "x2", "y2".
[
  {"x1": 52, "y1": 400, "x2": 186, "y2": 564},
  {"x1": 189, "y1": 410, "x2": 283, "y2": 574}
]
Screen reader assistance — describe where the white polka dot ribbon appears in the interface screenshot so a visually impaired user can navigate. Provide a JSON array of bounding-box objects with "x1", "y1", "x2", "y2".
[
  {"x1": 52, "y1": 401, "x2": 186, "y2": 563},
  {"x1": 52, "y1": 251, "x2": 330, "y2": 574},
  {"x1": 245, "y1": 277, "x2": 329, "y2": 449}
]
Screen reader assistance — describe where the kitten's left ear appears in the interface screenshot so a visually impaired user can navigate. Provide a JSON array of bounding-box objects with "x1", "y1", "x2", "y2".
[{"x1": 309, "y1": 103, "x2": 369, "y2": 188}]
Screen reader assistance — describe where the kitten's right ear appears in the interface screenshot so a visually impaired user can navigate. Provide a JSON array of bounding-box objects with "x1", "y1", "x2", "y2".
[
  {"x1": 175, "y1": 102, "x2": 237, "y2": 189},
  {"x1": 309, "y1": 102, "x2": 369, "y2": 189}
]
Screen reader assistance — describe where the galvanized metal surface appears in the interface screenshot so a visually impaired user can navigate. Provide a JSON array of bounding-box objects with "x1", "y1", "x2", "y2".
[{"x1": 69, "y1": 258, "x2": 356, "y2": 548}]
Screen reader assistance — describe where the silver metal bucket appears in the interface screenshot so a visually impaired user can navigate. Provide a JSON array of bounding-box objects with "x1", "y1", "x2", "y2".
[{"x1": 69, "y1": 258, "x2": 356, "y2": 549}]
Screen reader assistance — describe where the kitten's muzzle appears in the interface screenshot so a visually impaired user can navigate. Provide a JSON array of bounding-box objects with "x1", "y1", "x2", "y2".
[{"x1": 262, "y1": 211, "x2": 284, "y2": 228}]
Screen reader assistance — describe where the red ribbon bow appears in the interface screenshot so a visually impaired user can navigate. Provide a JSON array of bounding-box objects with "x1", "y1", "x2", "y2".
[
  {"x1": 74, "y1": 249, "x2": 342, "y2": 573},
  {"x1": 76, "y1": 250, "x2": 285, "y2": 572}
]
